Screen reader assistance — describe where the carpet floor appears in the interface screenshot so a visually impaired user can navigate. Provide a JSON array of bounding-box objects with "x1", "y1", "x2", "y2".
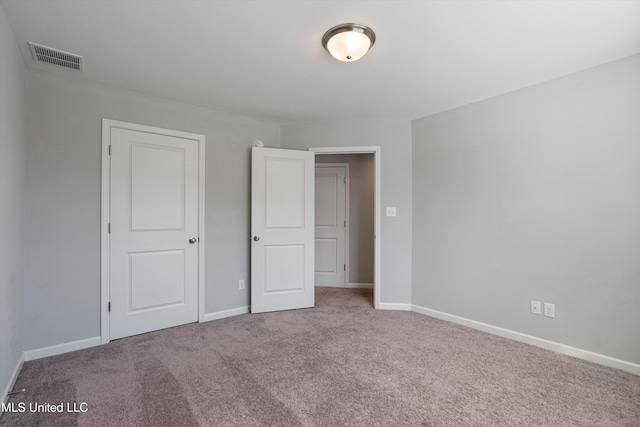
[{"x1": 1, "y1": 288, "x2": 639, "y2": 426}]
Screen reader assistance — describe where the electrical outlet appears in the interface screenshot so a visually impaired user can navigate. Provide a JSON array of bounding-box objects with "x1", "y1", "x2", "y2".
[
  {"x1": 531, "y1": 300, "x2": 541, "y2": 315},
  {"x1": 386, "y1": 207, "x2": 397, "y2": 217},
  {"x1": 239, "y1": 279, "x2": 245, "y2": 290},
  {"x1": 544, "y1": 302, "x2": 555, "y2": 318}
]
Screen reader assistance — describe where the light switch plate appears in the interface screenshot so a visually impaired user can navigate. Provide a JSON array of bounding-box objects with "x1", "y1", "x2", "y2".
[
  {"x1": 386, "y1": 207, "x2": 396, "y2": 217},
  {"x1": 544, "y1": 302, "x2": 555, "y2": 318}
]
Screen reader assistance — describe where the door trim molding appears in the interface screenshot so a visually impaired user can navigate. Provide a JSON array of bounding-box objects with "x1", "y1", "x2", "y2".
[
  {"x1": 100, "y1": 119, "x2": 206, "y2": 344},
  {"x1": 315, "y1": 163, "x2": 349, "y2": 287},
  {"x1": 309, "y1": 146, "x2": 381, "y2": 309}
]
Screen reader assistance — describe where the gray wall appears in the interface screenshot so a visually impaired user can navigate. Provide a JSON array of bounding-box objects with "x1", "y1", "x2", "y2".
[
  {"x1": 0, "y1": 3, "x2": 26, "y2": 398},
  {"x1": 281, "y1": 121, "x2": 412, "y2": 305},
  {"x1": 24, "y1": 69, "x2": 280, "y2": 351},
  {"x1": 316, "y1": 154, "x2": 374, "y2": 284},
  {"x1": 412, "y1": 54, "x2": 640, "y2": 363}
]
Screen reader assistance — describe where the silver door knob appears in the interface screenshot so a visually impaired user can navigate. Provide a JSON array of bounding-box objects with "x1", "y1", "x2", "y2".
[
  {"x1": 189, "y1": 237, "x2": 197, "y2": 244},
  {"x1": 253, "y1": 236, "x2": 260, "y2": 241}
]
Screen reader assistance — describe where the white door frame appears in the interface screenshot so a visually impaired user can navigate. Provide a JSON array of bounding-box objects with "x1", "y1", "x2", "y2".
[
  {"x1": 315, "y1": 163, "x2": 349, "y2": 287},
  {"x1": 309, "y1": 146, "x2": 381, "y2": 309},
  {"x1": 100, "y1": 119, "x2": 206, "y2": 344}
]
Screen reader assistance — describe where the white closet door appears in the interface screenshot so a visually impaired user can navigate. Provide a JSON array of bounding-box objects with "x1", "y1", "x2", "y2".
[{"x1": 110, "y1": 127, "x2": 199, "y2": 339}]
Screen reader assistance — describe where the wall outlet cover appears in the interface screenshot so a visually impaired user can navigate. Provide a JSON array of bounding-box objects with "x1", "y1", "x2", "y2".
[{"x1": 531, "y1": 300, "x2": 541, "y2": 315}]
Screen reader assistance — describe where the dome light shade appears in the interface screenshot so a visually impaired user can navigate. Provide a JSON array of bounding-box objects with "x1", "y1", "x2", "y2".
[{"x1": 322, "y1": 23, "x2": 376, "y2": 62}]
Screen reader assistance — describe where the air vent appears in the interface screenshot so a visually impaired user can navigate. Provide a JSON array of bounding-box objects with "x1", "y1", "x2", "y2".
[{"x1": 28, "y1": 42, "x2": 83, "y2": 71}]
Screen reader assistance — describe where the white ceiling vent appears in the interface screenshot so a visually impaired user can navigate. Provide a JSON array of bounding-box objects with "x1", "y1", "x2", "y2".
[{"x1": 28, "y1": 42, "x2": 83, "y2": 71}]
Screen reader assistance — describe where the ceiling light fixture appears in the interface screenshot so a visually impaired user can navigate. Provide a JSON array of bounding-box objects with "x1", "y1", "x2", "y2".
[{"x1": 322, "y1": 23, "x2": 376, "y2": 62}]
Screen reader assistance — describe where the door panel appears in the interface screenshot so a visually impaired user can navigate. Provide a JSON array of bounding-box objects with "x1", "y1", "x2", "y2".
[
  {"x1": 264, "y1": 245, "x2": 305, "y2": 292},
  {"x1": 130, "y1": 144, "x2": 185, "y2": 230},
  {"x1": 251, "y1": 147, "x2": 314, "y2": 313},
  {"x1": 315, "y1": 174, "x2": 338, "y2": 226},
  {"x1": 129, "y1": 250, "x2": 185, "y2": 310},
  {"x1": 110, "y1": 128, "x2": 199, "y2": 340},
  {"x1": 314, "y1": 166, "x2": 346, "y2": 287},
  {"x1": 315, "y1": 238, "x2": 337, "y2": 272},
  {"x1": 265, "y1": 158, "x2": 305, "y2": 228}
]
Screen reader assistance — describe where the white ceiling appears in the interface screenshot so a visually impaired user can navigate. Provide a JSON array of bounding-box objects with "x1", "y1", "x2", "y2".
[{"x1": 3, "y1": 0, "x2": 640, "y2": 123}]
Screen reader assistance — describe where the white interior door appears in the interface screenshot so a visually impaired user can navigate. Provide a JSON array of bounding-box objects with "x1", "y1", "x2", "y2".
[
  {"x1": 251, "y1": 147, "x2": 315, "y2": 313},
  {"x1": 109, "y1": 127, "x2": 199, "y2": 340},
  {"x1": 315, "y1": 166, "x2": 347, "y2": 287}
]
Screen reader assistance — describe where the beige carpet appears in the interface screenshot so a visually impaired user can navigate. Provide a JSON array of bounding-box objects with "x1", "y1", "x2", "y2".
[{"x1": 2, "y1": 288, "x2": 639, "y2": 426}]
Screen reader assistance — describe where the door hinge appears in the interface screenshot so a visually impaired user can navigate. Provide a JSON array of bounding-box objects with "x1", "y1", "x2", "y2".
[
  {"x1": 344, "y1": 264, "x2": 346, "y2": 271},
  {"x1": 344, "y1": 220, "x2": 346, "y2": 227},
  {"x1": 108, "y1": 302, "x2": 111, "y2": 312},
  {"x1": 108, "y1": 145, "x2": 111, "y2": 155},
  {"x1": 344, "y1": 177, "x2": 346, "y2": 184},
  {"x1": 108, "y1": 223, "x2": 111, "y2": 233}
]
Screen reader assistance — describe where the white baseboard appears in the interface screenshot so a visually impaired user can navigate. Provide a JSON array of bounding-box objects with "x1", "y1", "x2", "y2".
[
  {"x1": 21, "y1": 307, "x2": 251, "y2": 364},
  {"x1": 201, "y1": 306, "x2": 250, "y2": 322},
  {"x1": 412, "y1": 305, "x2": 640, "y2": 375},
  {"x1": 1, "y1": 352, "x2": 25, "y2": 406},
  {"x1": 378, "y1": 302, "x2": 412, "y2": 311},
  {"x1": 23, "y1": 336, "x2": 101, "y2": 362},
  {"x1": 347, "y1": 283, "x2": 374, "y2": 289}
]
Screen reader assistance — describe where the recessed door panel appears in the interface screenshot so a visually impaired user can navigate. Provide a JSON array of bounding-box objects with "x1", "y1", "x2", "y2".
[
  {"x1": 315, "y1": 238, "x2": 337, "y2": 273},
  {"x1": 265, "y1": 158, "x2": 305, "y2": 229},
  {"x1": 315, "y1": 175, "x2": 338, "y2": 227},
  {"x1": 129, "y1": 250, "x2": 185, "y2": 311},
  {"x1": 130, "y1": 144, "x2": 184, "y2": 231},
  {"x1": 264, "y1": 245, "x2": 305, "y2": 293}
]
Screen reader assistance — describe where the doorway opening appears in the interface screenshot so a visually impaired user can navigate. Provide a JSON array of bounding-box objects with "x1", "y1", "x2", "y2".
[{"x1": 310, "y1": 147, "x2": 381, "y2": 309}]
